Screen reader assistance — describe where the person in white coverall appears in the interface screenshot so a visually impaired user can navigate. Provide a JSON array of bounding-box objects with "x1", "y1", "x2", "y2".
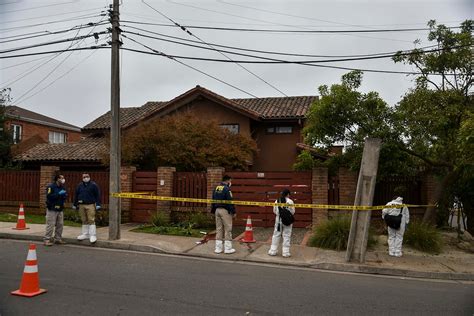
[
  {"x1": 382, "y1": 196, "x2": 410, "y2": 257},
  {"x1": 268, "y1": 189, "x2": 295, "y2": 257}
]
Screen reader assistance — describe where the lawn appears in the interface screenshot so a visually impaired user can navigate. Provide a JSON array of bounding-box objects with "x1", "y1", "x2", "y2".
[
  {"x1": 131, "y1": 225, "x2": 207, "y2": 238},
  {"x1": 0, "y1": 212, "x2": 81, "y2": 227}
]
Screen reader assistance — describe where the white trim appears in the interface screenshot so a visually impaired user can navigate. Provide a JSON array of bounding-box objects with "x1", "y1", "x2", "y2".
[
  {"x1": 24, "y1": 265, "x2": 38, "y2": 273},
  {"x1": 26, "y1": 250, "x2": 37, "y2": 261},
  {"x1": 18, "y1": 215, "x2": 25, "y2": 219}
]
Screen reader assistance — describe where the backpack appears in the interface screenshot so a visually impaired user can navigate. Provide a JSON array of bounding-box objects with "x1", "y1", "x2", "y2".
[
  {"x1": 384, "y1": 209, "x2": 402, "y2": 230},
  {"x1": 278, "y1": 197, "x2": 295, "y2": 226}
]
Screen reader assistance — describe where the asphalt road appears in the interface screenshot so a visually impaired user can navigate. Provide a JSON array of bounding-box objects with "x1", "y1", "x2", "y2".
[{"x1": 0, "y1": 240, "x2": 473, "y2": 316}]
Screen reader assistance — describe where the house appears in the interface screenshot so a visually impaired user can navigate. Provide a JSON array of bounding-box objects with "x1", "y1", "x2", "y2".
[
  {"x1": 5, "y1": 105, "x2": 82, "y2": 155},
  {"x1": 16, "y1": 86, "x2": 318, "y2": 171}
]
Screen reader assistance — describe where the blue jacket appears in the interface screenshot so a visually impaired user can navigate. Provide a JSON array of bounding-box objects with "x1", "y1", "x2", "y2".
[
  {"x1": 46, "y1": 182, "x2": 67, "y2": 211},
  {"x1": 73, "y1": 181, "x2": 101, "y2": 207},
  {"x1": 211, "y1": 182, "x2": 235, "y2": 215}
]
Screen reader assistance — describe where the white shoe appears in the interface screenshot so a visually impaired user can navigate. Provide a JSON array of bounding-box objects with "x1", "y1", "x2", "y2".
[
  {"x1": 282, "y1": 253, "x2": 291, "y2": 258},
  {"x1": 89, "y1": 224, "x2": 97, "y2": 243},
  {"x1": 268, "y1": 248, "x2": 277, "y2": 256},
  {"x1": 224, "y1": 241, "x2": 236, "y2": 254},
  {"x1": 77, "y1": 225, "x2": 89, "y2": 241},
  {"x1": 214, "y1": 240, "x2": 223, "y2": 254}
]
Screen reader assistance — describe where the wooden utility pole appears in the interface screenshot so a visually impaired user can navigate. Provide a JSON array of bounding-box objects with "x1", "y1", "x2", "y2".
[
  {"x1": 108, "y1": 0, "x2": 121, "y2": 240},
  {"x1": 345, "y1": 138, "x2": 382, "y2": 263}
]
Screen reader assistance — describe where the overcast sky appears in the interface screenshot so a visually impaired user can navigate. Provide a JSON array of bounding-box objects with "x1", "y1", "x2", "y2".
[{"x1": 0, "y1": 0, "x2": 472, "y2": 128}]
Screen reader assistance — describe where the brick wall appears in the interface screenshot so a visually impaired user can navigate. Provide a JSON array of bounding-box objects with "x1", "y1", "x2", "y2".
[
  {"x1": 39, "y1": 165, "x2": 59, "y2": 209},
  {"x1": 120, "y1": 166, "x2": 136, "y2": 222},
  {"x1": 312, "y1": 167, "x2": 328, "y2": 227},
  {"x1": 156, "y1": 167, "x2": 175, "y2": 215},
  {"x1": 207, "y1": 167, "x2": 224, "y2": 211},
  {"x1": 335, "y1": 167, "x2": 358, "y2": 217}
]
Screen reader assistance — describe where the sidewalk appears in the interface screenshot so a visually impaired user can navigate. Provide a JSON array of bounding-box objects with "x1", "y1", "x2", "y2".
[{"x1": 1, "y1": 222, "x2": 473, "y2": 281}]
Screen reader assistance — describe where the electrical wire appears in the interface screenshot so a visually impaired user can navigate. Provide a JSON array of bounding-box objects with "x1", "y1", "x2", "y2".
[
  {"x1": 0, "y1": 1, "x2": 84, "y2": 14},
  {"x1": 0, "y1": 13, "x2": 105, "y2": 32},
  {"x1": 122, "y1": 33, "x2": 258, "y2": 98},
  {"x1": 142, "y1": 0, "x2": 286, "y2": 96},
  {"x1": 0, "y1": 46, "x2": 109, "y2": 59}
]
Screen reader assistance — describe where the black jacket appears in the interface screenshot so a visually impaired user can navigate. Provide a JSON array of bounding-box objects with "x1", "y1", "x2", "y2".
[
  {"x1": 73, "y1": 181, "x2": 101, "y2": 207},
  {"x1": 211, "y1": 182, "x2": 235, "y2": 215}
]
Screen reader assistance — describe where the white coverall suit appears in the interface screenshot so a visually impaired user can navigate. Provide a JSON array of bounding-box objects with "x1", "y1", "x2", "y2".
[
  {"x1": 268, "y1": 197, "x2": 295, "y2": 257},
  {"x1": 382, "y1": 197, "x2": 410, "y2": 257}
]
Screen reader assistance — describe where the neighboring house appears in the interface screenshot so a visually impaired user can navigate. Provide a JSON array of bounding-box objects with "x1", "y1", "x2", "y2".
[
  {"x1": 17, "y1": 86, "x2": 319, "y2": 171},
  {"x1": 5, "y1": 106, "x2": 82, "y2": 151}
]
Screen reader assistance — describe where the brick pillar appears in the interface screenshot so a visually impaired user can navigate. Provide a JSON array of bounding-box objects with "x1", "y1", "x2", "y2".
[
  {"x1": 207, "y1": 167, "x2": 225, "y2": 211},
  {"x1": 39, "y1": 165, "x2": 60, "y2": 209},
  {"x1": 156, "y1": 167, "x2": 175, "y2": 215},
  {"x1": 120, "y1": 165, "x2": 136, "y2": 222},
  {"x1": 312, "y1": 167, "x2": 328, "y2": 227},
  {"x1": 338, "y1": 167, "x2": 358, "y2": 216}
]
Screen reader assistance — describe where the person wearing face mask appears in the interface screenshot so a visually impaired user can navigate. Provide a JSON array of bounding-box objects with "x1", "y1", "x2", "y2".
[
  {"x1": 73, "y1": 173, "x2": 101, "y2": 243},
  {"x1": 44, "y1": 174, "x2": 67, "y2": 246}
]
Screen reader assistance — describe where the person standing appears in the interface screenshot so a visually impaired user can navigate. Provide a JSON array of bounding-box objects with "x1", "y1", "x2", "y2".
[
  {"x1": 44, "y1": 174, "x2": 67, "y2": 246},
  {"x1": 268, "y1": 189, "x2": 295, "y2": 257},
  {"x1": 382, "y1": 196, "x2": 410, "y2": 257},
  {"x1": 73, "y1": 173, "x2": 101, "y2": 243},
  {"x1": 211, "y1": 175, "x2": 236, "y2": 254}
]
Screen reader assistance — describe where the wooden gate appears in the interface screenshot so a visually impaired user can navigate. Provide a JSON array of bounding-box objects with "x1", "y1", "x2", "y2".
[
  {"x1": 227, "y1": 171, "x2": 312, "y2": 228},
  {"x1": 131, "y1": 171, "x2": 157, "y2": 222},
  {"x1": 172, "y1": 172, "x2": 207, "y2": 209}
]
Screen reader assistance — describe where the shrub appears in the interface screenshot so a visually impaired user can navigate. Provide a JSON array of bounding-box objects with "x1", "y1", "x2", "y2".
[
  {"x1": 404, "y1": 221, "x2": 443, "y2": 253},
  {"x1": 150, "y1": 211, "x2": 169, "y2": 227},
  {"x1": 63, "y1": 209, "x2": 81, "y2": 223},
  {"x1": 95, "y1": 210, "x2": 109, "y2": 227},
  {"x1": 308, "y1": 216, "x2": 377, "y2": 251},
  {"x1": 188, "y1": 212, "x2": 213, "y2": 229}
]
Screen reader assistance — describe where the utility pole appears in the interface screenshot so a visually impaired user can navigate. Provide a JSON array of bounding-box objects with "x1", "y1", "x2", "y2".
[
  {"x1": 345, "y1": 138, "x2": 381, "y2": 263},
  {"x1": 108, "y1": 0, "x2": 121, "y2": 240}
]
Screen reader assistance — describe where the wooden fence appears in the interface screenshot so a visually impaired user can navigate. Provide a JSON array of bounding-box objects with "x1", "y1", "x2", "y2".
[
  {"x1": 131, "y1": 171, "x2": 157, "y2": 222},
  {"x1": 172, "y1": 172, "x2": 207, "y2": 209},
  {"x1": 0, "y1": 170, "x2": 40, "y2": 204}
]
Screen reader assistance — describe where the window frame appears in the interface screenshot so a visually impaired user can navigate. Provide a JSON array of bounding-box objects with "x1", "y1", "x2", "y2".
[
  {"x1": 220, "y1": 123, "x2": 240, "y2": 134},
  {"x1": 11, "y1": 124, "x2": 22, "y2": 144},
  {"x1": 48, "y1": 131, "x2": 67, "y2": 144}
]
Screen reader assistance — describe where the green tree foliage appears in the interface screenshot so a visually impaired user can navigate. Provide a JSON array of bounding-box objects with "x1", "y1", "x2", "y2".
[
  {"x1": 120, "y1": 114, "x2": 257, "y2": 171},
  {"x1": 0, "y1": 88, "x2": 12, "y2": 168},
  {"x1": 392, "y1": 20, "x2": 473, "y2": 226}
]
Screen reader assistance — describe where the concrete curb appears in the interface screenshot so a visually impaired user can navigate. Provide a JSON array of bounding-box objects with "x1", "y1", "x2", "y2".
[{"x1": 1, "y1": 233, "x2": 473, "y2": 281}]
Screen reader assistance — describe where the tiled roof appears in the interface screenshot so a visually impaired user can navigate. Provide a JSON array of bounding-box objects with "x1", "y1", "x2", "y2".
[
  {"x1": 6, "y1": 105, "x2": 81, "y2": 131},
  {"x1": 83, "y1": 86, "x2": 317, "y2": 130},
  {"x1": 15, "y1": 136, "x2": 107, "y2": 162}
]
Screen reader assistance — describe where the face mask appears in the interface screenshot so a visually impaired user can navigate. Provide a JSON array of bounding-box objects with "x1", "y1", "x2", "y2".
[
  {"x1": 83, "y1": 177, "x2": 90, "y2": 183},
  {"x1": 59, "y1": 179, "x2": 65, "y2": 184}
]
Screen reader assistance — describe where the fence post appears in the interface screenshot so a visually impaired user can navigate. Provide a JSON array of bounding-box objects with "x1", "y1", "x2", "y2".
[
  {"x1": 39, "y1": 165, "x2": 59, "y2": 210},
  {"x1": 338, "y1": 167, "x2": 358, "y2": 215},
  {"x1": 156, "y1": 167, "x2": 176, "y2": 217},
  {"x1": 312, "y1": 167, "x2": 328, "y2": 227},
  {"x1": 120, "y1": 166, "x2": 136, "y2": 222},
  {"x1": 207, "y1": 167, "x2": 225, "y2": 212}
]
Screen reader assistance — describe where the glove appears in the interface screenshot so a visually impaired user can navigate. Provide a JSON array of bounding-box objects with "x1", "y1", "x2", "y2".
[
  {"x1": 96, "y1": 205, "x2": 101, "y2": 210},
  {"x1": 72, "y1": 205, "x2": 77, "y2": 210},
  {"x1": 58, "y1": 189, "x2": 66, "y2": 195}
]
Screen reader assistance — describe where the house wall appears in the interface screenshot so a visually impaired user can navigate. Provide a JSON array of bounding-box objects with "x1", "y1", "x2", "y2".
[
  {"x1": 5, "y1": 119, "x2": 82, "y2": 144},
  {"x1": 251, "y1": 122, "x2": 303, "y2": 171}
]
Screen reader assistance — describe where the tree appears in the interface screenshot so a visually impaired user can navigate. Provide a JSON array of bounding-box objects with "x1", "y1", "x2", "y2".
[
  {"x1": 119, "y1": 114, "x2": 257, "y2": 171},
  {"x1": 0, "y1": 88, "x2": 12, "y2": 168},
  {"x1": 392, "y1": 20, "x2": 473, "y2": 226},
  {"x1": 303, "y1": 70, "x2": 417, "y2": 179}
]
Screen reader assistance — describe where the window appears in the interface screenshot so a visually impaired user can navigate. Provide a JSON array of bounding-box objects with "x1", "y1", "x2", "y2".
[
  {"x1": 266, "y1": 126, "x2": 293, "y2": 134},
  {"x1": 49, "y1": 131, "x2": 67, "y2": 144},
  {"x1": 220, "y1": 124, "x2": 239, "y2": 134},
  {"x1": 12, "y1": 124, "x2": 22, "y2": 144}
]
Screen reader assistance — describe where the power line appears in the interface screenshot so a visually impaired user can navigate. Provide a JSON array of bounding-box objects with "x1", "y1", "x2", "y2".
[
  {"x1": 0, "y1": 45, "x2": 109, "y2": 59},
  {"x1": 141, "y1": 0, "x2": 287, "y2": 96},
  {"x1": 0, "y1": 1, "x2": 83, "y2": 14},
  {"x1": 0, "y1": 7, "x2": 106, "y2": 24},
  {"x1": 0, "y1": 21, "x2": 108, "y2": 44},
  {"x1": 120, "y1": 19, "x2": 459, "y2": 34},
  {"x1": 0, "y1": 31, "x2": 109, "y2": 54},
  {"x1": 119, "y1": 45, "x2": 465, "y2": 76},
  {"x1": 0, "y1": 55, "x2": 50, "y2": 71},
  {"x1": 122, "y1": 33, "x2": 258, "y2": 97},
  {"x1": 121, "y1": 30, "x2": 471, "y2": 65},
  {"x1": 0, "y1": 13, "x2": 105, "y2": 32},
  {"x1": 121, "y1": 26, "x2": 439, "y2": 58}
]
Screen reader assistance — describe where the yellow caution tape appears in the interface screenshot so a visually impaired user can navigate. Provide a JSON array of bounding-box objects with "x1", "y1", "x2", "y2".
[{"x1": 111, "y1": 192, "x2": 434, "y2": 211}]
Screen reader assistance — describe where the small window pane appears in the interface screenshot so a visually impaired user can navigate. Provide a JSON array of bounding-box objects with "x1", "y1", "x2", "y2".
[
  {"x1": 12, "y1": 124, "x2": 21, "y2": 144},
  {"x1": 220, "y1": 124, "x2": 239, "y2": 134},
  {"x1": 266, "y1": 127, "x2": 275, "y2": 133},
  {"x1": 276, "y1": 126, "x2": 292, "y2": 134},
  {"x1": 49, "y1": 131, "x2": 66, "y2": 144}
]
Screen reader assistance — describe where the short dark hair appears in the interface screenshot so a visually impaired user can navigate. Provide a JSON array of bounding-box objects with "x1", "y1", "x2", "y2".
[
  {"x1": 222, "y1": 175, "x2": 232, "y2": 182},
  {"x1": 281, "y1": 188, "x2": 291, "y2": 197},
  {"x1": 53, "y1": 174, "x2": 64, "y2": 181}
]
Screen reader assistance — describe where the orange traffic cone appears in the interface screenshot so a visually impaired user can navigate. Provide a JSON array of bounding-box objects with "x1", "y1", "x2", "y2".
[
  {"x1": 11, "y1": 244, "x2": 47, "y2": 297},
  {"x1": 240, "y1": 215, "x2": 256, "y2": 243},
  {"x1": 12, "y1": 204, "x2": 29, "y2": 230}
]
